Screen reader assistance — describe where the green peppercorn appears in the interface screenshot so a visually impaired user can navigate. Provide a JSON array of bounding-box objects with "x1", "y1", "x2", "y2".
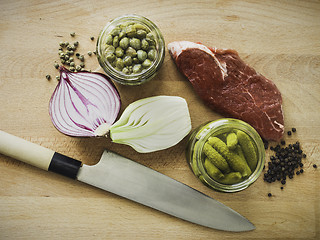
[
  {"x1": 70, "y1": 32, "x2": 75, "y2": 37},
  {"x1": 61, "y1": 59, "x2": 65, "y2": 64},
  {"x1": 73, "y1": 41, "x2": 79, "y2": 47},
  {"x1": 54, "y1": 63, "x2": 59, "y2": 69},
  {"x1": 64, "y1": 54, "x2": 70, "y2": 60},
  {"x1": 76, "y1": 65, "x2": 82, "y2": 71},
  {"x1": 69, "y1": 57, "x2": 74, "y2": 62},
  {"x1": 56, "y1": 76, "x2": 60, "y2": 81},
  {"x1": 59, "y1": 41, "x2": 65, "y2": 47},
  {"x1": 79, "y1": 55, "x2": 84, "y2": 62},
  {"x1": 137, "y1": 50, "x2": 147, "y2": 62},
  {"x1": 70, "y1": 62, "x2": 75, "y2": 67},
  {"x1": 69, "y1": 67, "x2": 75, "y2": 72},
  {"x1": 46, "y1": 75, "x2": 51, "y2": 80},
  {"x1": 88, "y1": 51, "x2": 92, "y2": 56},
  {"x1": 64, "y1": 41, "x2": 69, "y2": 46}
]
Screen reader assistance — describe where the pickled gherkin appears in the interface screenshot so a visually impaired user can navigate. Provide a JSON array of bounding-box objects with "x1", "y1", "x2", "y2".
[
  {"x1": 226, "y1": 132, "x2": 238, "y2": 150},
  {"x1": 237, "y1": 130, "x2": 258, "y2": 171},
  {"x1": 204, "y1": 158, "x2": 224, "y2": 180},
  {"x1": 203, "y1": 143, "x2": 230, "y2": 173},
  {"x1": 219, "y1": 172, "x2": 242, "y2": 185}
]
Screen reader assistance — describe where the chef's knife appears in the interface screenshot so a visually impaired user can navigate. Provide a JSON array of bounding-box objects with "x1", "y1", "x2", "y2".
[{"x1": 0, "y1": 130, "x2": 255, "y2": 232}]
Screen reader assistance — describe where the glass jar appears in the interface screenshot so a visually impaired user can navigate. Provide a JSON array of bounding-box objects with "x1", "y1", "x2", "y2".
[
  {"x1": 96, "y1": 14, "x2": 165, "y2": 85},
  {"x1": 186, "y1": 118, "x2": 265, "y2": 192}
]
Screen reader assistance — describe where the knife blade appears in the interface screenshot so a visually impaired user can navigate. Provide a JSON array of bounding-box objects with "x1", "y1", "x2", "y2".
[{"x1": 0, "y1": 130, "x2": 255, "y2": 232}]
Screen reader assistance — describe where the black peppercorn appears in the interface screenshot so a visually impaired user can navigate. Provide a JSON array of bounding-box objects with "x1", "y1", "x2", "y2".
[
  {"x1": 287, "y1": 131, "x2": 292, "y2": 136},
  {"x1": 268, "y1": 193, "x2": 272, "y2": 197},
  {"x1": 292, "y1": 128, "x2": 296, "y2": 132},
  {"x1": 313, "y1": 164, "x2": 317, "y2": 168}
]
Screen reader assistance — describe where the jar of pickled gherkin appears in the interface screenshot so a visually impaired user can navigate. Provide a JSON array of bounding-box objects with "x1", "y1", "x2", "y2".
[
  {"x1": 186, "y1": 118, "x2": 265, "y2": 192},
  {"x1": 96, "y1": 14, "x2": 165, "y2": 85}
]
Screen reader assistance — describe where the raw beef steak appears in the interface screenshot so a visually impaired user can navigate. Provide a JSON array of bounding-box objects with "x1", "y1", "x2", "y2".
[{"x1": 168, "y1": 41, "x2": 284, "y2": 141}]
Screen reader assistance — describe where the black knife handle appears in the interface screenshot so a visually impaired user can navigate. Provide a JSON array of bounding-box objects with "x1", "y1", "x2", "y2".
[
  {"x1": 0, "y1": 131, "x2": 81, "y2": 179},
  {"x1": 49, "y1": 152, "x2": 82, "y2": 179}
]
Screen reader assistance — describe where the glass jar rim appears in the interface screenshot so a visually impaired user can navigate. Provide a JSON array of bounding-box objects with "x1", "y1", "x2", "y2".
[
  {"x1": 96, "y1": 14, "x2": 165, "y2": 85},
  {"x1": 193, "y1": 118, "x2": 265, "y2": 192}
]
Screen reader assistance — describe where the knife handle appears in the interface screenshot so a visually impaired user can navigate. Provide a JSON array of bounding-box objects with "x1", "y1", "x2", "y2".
[{"x1": 0, "y1": 131, "x2": 82, "y2": 179}]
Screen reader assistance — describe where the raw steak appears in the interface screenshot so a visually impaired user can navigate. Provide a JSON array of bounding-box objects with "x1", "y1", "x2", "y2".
[{"x1": 168, "y1": 41, "x2": 284, "y2": 141}]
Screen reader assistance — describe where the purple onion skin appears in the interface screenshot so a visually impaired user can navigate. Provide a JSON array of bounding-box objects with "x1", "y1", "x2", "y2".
[{"x1": 49, "y1": 66, "x2": 121, "y2": 137}]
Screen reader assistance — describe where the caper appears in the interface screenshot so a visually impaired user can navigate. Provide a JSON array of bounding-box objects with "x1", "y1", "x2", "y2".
[
  {"x1": 105, "y1": 45, "x2": 115, "y2": 55},
  {"x1": 126, "y1": 25, "x2": 136, "y2": 38},
  {"x1": 132, "y1": 64, "x2": 142, "y2": 74},
  {"x1": 119, "y1": 30, "x2": 126, "y2": 39},
  {"x1": 130, "y1": 38, "x2": 141, "y2": 50},
  {"x1": 106, "y1": 35, "x2": 113, "y2": 45},
  {"x1": 132, "y1": 57, "x2": 139, "y2": 64},
  {"x1": 133, "y1": 23, "x2": 149, "y2": 32},
  {"x1": 137, "y1": 50, "x2": 147, "y2": 62},
  {"x1": 126, "y1": 47, "x2": 137, "y2": 57},
  {"x1": 141, "y1": 39, "x2": 149, "y2": 51},
  {"x1": 148, "y1": 49, "x2": 157, "y2": 61},
  {"x1": 122, "y1": 67, "x2": 130, "y2": 74},
  {"x1": 142, "y1": 59, "x2": 152, "y2": 68},
  {"x1": 106, "y1": 53, "x2": 116, "y2": 63},
  {"x1": 113, "y1": 36, "x2": 119, "y2": 48},
  {"x1": 123, "y1": 56, "x2": 133, "y2": 66},
  {"x1": 115, "y1": 58, "x2": 124, "y2": 70},
  {"x1": 136, "y1": 29, "x2": 147, "y2": 39},
  {"x1": 110, "y1": 27, "x2": 121, "y2": 36},
  {"x1": 119, "y1": 37, "x2": 129, "y2": 49},
  {"x1": 115, "y1": 47, "x2": 124, "y2": 58}
]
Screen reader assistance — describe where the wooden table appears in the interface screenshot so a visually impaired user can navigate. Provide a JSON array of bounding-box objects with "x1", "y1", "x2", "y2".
[{"x1": 1, "y1": 0, "x2": 319, "y2": 239}]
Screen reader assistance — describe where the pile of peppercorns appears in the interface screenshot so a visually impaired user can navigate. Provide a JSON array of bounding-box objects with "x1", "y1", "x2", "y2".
[{"x1": 263, "y1": 128, "x2": 316, "y2": 196}]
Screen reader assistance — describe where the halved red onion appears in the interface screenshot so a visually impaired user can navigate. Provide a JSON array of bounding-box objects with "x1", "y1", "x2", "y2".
[{"x1": 49, "y1": 67, "x2": 121, "y2": 137}]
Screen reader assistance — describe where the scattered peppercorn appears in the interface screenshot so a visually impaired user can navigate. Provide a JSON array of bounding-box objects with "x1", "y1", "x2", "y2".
[
  {"x1": 313, "y1": 164, "x2": 317, "y2": 168},
  {"x1": 263, "y1": 130, "x2": 306, "y2": 192},
  {"x1": 54, "y1": 63, "x2": 59, "y2": 69},
  {"x1": 90, "y1": 36, "x2": 94, "y2": 41},
  {"x1": 70, "y1": 32, "x2": 75, "y2": 37},
  {"x1": 268, "y1": 193, "x2": 272, "y2": 197},
  {"x1": 87, "y1": 51, "x2": 92, "y2": 56},
  {"x1": 46, "y1": 75, "x2": 51, "y2": 80},
  {"x1": 56, "y1": 76, "x2": 60, "y2": 81},
  {"x1": 280, "y1": 186, "x2": 283, "y2": 190},
  {"x1": 292, "y1": 128, "x2": 296, "y2": 132},
  {"x1": 287, "y1": 131, "x2": 292, "y2": 136}
]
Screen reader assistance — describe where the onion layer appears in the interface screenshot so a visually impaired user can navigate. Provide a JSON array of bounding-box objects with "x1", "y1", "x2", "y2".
[
  {"x1": 49, "y1": 67, "x2": 121, "y2": 137},
  {"x1": 110, "y1": 96, "x2": 192, "y2": 153}
]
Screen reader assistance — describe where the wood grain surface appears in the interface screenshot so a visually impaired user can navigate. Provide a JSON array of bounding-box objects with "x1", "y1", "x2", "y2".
[{"x1": 0, "y1": 0, "x2": 319, "y2": 239}]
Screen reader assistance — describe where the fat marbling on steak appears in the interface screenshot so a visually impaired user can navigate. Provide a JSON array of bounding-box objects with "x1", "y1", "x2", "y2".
[{"x1": 168, "y1": 41, "x2": 284, "y2": 141}]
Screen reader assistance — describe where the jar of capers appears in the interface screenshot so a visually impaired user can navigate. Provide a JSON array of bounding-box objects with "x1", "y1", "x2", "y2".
[{"x1": 97, "y1": 14, "x2": 165, "y2": 85}]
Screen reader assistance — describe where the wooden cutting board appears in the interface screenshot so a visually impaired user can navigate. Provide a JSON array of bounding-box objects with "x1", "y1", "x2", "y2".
[{"x1": 0, "y1": 0, "x2": 319, "y2": 239}]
